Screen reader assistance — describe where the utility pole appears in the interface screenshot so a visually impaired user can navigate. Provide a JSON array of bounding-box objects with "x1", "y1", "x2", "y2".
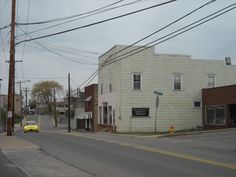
[
  {"x1": 53, "y1": 88, "x2": 57, "y2": 127},
  {"x1": 23, "y1": 88, "x2": 30, "y2": 115},
  {"x1": 68, "y1": 73, "x2": 71, "y2": 133},
  {"x1": 76, "y1": 87, "x2": 79, "y2": 117},
  {"x1": 16, "y1": 80, "x2": 30, "y2": 126},
  {"x1": 7, "y1": 0, "x2": 16, "y2": 136}
]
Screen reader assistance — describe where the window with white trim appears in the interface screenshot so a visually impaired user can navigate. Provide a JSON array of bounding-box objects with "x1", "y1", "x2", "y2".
[
  {"x1": 173, "y1": 74, "x2": 182, "y2": 91},
  {"x1": 207, "y1": 74, "x2": 215, "y2": 88},
  {"x1": 132, "y1": 73, "x2": 142, "y2": 90}
]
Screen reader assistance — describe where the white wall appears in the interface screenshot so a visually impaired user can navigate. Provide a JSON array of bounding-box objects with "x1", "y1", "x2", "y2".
[{"x1": 98, "y1": 45, "x2": 236, "y2": 132}]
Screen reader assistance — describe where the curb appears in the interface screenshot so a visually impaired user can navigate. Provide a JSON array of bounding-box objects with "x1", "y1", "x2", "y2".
[{"x1": 155, "y1": 127, "x2": 236, "y2": 138}]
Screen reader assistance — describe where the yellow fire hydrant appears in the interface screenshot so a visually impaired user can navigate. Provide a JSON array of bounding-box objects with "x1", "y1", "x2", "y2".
[{"x1": 169, "y1": 125, "x2": 175, "y2": 134}]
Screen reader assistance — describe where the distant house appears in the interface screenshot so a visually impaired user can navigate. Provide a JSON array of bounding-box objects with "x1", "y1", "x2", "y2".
[
  {"x1": 0, "y1": 94, "x2": 21, "y2": 115},
  {"x1": 75, "y1": 84, "x2": 98, "y2": 131},
  {"x1": 0, "y1": 94, "x2": 22, "y2": 131},
  {"x1": 98, "y1": 45, "x2": 236, "y2": 132}
]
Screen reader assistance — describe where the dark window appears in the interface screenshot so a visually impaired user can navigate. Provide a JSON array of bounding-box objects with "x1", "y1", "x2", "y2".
[
  {"x1": 173, "y1": 74, "x2": 181, "y2": 90},
  {"x1": 206, "y1": 106, "x2": 214, "y2": 124},
  {"x1": 132, "y1": 108, "x2": 149, "y2": 117},
  {"x1": 206, "y1": 105, "x2": 225, "y2": 125},
  {"x1": 133, "y1": 74, "x2": 141, "y2": 90},
  {"x1": 215, "y1": 106, "x2": 225, "y2": 124}
]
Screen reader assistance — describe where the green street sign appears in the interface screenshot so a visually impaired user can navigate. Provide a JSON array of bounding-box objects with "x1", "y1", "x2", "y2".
[{"x1": 154, "y1": 91, "x2": 163, "y2": 96}]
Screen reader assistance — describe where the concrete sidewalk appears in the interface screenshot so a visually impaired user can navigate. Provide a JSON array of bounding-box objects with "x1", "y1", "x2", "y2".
[{"x1": 0, "y1": 133, "x2": 94, "y2": 177}]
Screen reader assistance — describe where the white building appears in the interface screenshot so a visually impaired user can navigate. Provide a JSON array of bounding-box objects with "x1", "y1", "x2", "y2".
[{"x1": 98, "y1": 45, "x2": 236, "y2": 132}]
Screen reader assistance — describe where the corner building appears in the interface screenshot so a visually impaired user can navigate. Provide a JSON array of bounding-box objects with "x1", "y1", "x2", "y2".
[{"x1": 98, "y1": 45, "x2": 236, "y2": 132}]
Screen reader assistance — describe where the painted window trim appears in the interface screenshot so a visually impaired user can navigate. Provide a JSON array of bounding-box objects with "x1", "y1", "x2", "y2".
[
  {"x1": 132, "y1": 73, "x2": 142, "y2": 91},
  {"x1": 172, "y1": 73, "x2": 182, "y2": 91},
  {"x1": 207, "y1": 74, "x2": 216, "y2": 88}
]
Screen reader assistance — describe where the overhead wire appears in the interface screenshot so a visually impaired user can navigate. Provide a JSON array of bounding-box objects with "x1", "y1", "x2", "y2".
[
  {"x1": 15, "y1": 0, "x2": 177, "y2": 45},
  {"x1": 78, "y1": 0, "x2": 216, "y2": 88},
  {"x1": 16, "y1": 0, "x2": 149, "y2": 37},
  {"x1": 16, "y1": 0, "x2": 126, "y2": 25},
  {"x1": 107, "y1": 3, "x2": 236, "y2": 65},
  {"x1": 79, "y1": 3, "x2": 236, "y2": 89},
  {"x1": 38, "y1": 42, "x2": 101, "y2": 56},
  {"x1": 37, "y1": 43, "x2": 99, "y2": 61},
  {"x1": 104, "y1": 0, "x2": 216, "y2": 62},
  {"x1": 17, "y1": 26, "x2": 98, "y2": 65}
]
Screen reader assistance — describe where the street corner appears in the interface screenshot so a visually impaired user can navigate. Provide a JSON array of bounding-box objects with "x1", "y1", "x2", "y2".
[{"x1": 0, "y1": 134, "x2": 39, "y2": 150}]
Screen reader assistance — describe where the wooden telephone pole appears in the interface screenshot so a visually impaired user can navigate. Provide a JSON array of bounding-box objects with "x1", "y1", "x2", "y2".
[{"x1": 7, "y1": 0, "x2": 16, "y2": 136}]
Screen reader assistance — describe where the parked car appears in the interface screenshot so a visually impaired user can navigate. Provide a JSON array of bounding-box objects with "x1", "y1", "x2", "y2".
[{"x1": 24, "y1": 121, "x2": 39, "y2": 133}]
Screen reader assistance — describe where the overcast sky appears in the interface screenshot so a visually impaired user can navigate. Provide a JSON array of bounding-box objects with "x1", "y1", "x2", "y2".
[{"x1": 0, "y1": 0, "x2": 236, "y2": 98}]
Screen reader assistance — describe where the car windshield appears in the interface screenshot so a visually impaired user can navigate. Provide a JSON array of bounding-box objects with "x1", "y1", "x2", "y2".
[{"x1": 26, "y1": 121, "x2": 36, "y2": 125}]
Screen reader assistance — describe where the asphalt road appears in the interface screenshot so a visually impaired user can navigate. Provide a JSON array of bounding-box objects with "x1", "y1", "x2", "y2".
[{"x1": 16, "y1": 115, "x2": 236, "y2": 177}]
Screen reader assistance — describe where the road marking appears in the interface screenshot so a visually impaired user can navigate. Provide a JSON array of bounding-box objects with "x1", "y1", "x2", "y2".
[
  {"x1": 133, "y1": 145, "x2": 236, "y2": 170},
  {"x1": 44, "y1": 130, "x2": 236, "y2": 170}
]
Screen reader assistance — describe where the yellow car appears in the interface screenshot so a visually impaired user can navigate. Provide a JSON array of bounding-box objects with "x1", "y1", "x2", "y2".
[{"x1": 24, "y1": 121, "x2": 39, "y2": 133}]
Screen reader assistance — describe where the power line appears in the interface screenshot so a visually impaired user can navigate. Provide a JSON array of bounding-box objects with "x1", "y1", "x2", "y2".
[
  {"x1": 105, "y1": 0, "x2": 216, "y2": 62},
  {"x1": 107, "y1": 3, "x2": 236, "y2": 65},
  {"x1": 16, "y1": 0, "x2": 126, "y2": 25},
  {"x1": 78, "y1": 0, "x2": 216, "y2": 88},
  {"x1": 0, "y1": 25, "x2": 10, "y2": 31},
  {"x1": 16, "y1": 0, "x2": 148, "y2": 37},
  {"x1": 79, "y1": 3, "x2": 236, "y2": 89},
  {"x1": 17, "y1": 26, "x2": 98, "y2": 65},
  {"x1": 15, "y1": 0, "x2": 177, "y2": 45}
]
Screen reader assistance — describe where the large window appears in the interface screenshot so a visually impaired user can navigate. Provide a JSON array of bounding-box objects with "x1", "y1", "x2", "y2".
[
  {"x1": 206, "y1": 105, "x2": 225, "y2": 125},
  {"x1": 207, "y1": 75, "x2": 215, "y2": 88},
  {"x1": 173, "y1": 74, "x2": 182, "y2": 91},
  {"x1": 132, "y1": 108, "x2": 149, "y2": 117},
  {"x1": 132, "y1": 73, "x2": 142, "y2": 90}
]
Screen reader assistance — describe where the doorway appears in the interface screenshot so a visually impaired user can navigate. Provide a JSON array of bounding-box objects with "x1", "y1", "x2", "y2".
[{"x1": 229, "y1": 104, "x2": 236, "y2": 127}]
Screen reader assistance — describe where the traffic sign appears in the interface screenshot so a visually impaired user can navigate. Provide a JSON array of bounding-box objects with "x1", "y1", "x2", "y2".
[{"x1": 154, "y1": 91, "x2": 163, "y2": 96}]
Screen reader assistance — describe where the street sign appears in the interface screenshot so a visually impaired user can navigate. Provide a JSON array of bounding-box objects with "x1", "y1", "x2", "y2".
[
  {"x1": 156, "y1": 96, "x2": 159, "y2": 109},
  {"x1": 154, "y1": 91, "x2": 163, "y2": 96}
]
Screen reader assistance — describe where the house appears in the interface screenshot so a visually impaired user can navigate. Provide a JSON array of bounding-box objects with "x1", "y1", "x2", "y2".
[
  {"x1": 0, "y1": 94, "x2": 22, "y2": 131},
  {"x1": 98, "y1": 45, "x2": 236, "y2": 132},
  {"x1": 0, "y1": 94, "x2": 21, "y2": 115},
  {"x1": 75, "y1": 84, "x2": 98, "y2": 131}
]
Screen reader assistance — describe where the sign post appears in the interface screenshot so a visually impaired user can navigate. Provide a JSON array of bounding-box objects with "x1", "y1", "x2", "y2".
[{"x1": 154, "y1": 91, "x2": 163, "y2": 133}]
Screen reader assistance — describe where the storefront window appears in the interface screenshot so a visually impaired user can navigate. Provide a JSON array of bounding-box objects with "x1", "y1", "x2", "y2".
[
  {"x1": 215, "y1": 106, "x2": 225, "y2": 124},
  {"x1": 206, "y1": 105, "x2": 225, "y2": 125},
  {"x1": 206, "y1": 106, "x2": 214, "y2": 124}
]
